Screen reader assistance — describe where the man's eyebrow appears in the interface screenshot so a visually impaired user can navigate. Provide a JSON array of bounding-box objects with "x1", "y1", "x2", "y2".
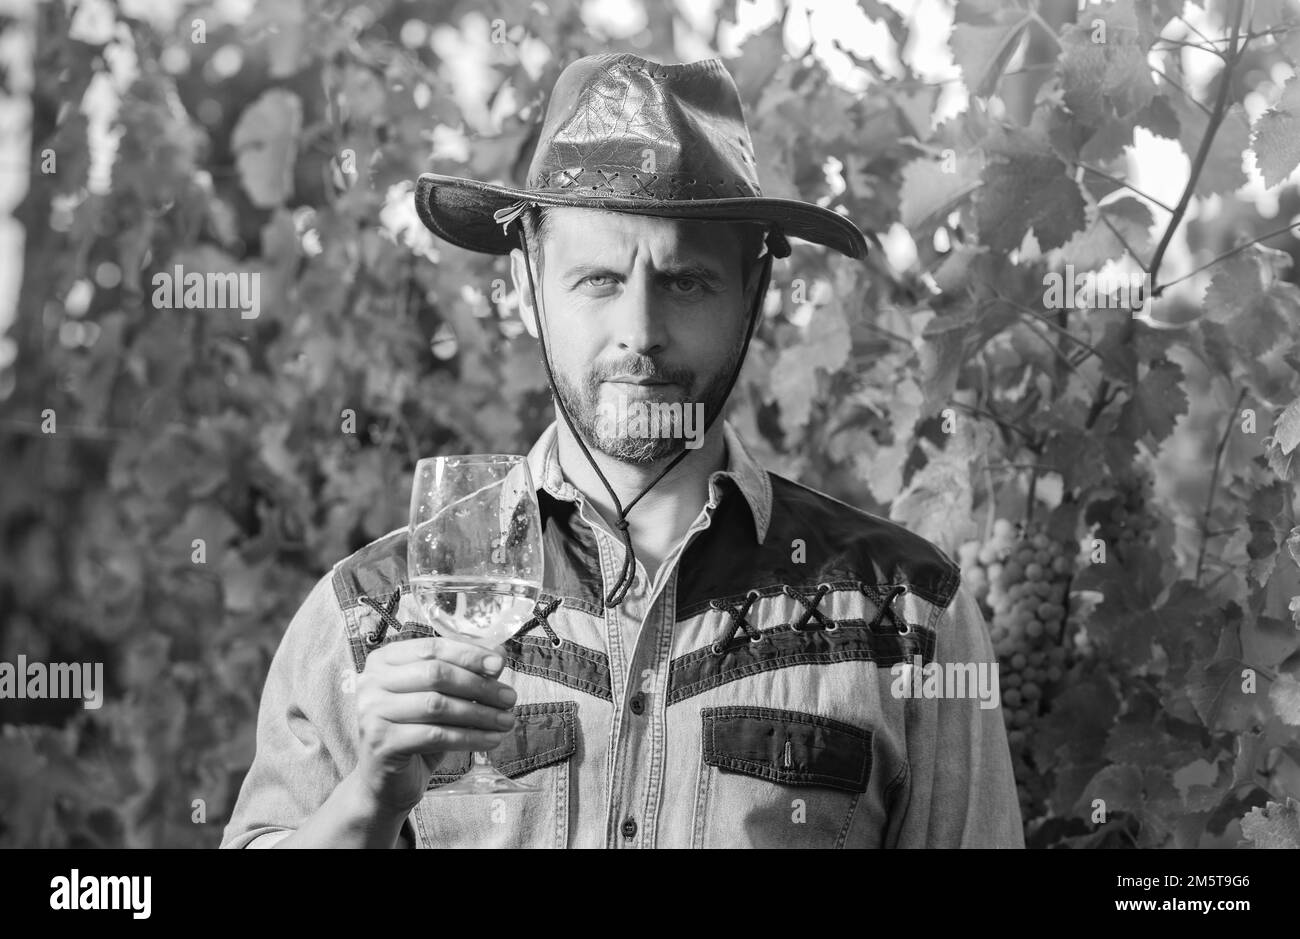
[
  {"x1": 559, "y1": 261, "x2": 727, "y2": 285},
  {"x1": 560, "y1": 262, "x2": 613, "y2": 282},
  {"x1": 658, "y1": 262, "x2": 725, "y2": 286}
]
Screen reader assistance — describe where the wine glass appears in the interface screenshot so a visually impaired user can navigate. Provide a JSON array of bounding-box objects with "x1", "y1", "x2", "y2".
[{"x1": 408, "y1": 454, "x2": 544, "y2": 795}]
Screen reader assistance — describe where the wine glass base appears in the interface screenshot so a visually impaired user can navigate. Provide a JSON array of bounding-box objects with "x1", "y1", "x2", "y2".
[{"x1": 426, "y1": 765, "x2": 540, "y2": 796}]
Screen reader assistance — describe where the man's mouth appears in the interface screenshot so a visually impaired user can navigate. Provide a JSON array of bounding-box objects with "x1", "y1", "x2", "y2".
[{"x1": 605, "y1": 377, "x2": 674, "y2": 386}]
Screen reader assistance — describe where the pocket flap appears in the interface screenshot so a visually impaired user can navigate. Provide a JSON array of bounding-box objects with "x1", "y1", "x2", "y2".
[
  {"x1": 426, "y1": 700, "x2": 577, "y2": 786},
  {"x1": 701, "y1": 706, "x2": 871, "y2": 793}
]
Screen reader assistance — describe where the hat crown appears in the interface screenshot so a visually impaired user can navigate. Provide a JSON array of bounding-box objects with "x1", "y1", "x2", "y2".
[{"x1": 525, "y1": 53, "x2": 763, "y2": 202}]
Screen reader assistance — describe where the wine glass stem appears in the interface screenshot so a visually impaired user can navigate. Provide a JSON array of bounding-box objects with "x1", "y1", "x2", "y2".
[{"x1": 472, "y1": 750, "x2": 492, "y2": 768}]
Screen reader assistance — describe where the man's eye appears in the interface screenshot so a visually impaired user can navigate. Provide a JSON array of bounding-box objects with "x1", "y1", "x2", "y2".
[
  {"x1": 668, "y1": 277, "x2": 704, "y2": 294},
  {"x1": 580, "y1": 274, "x2": 616, "y2": 288}
]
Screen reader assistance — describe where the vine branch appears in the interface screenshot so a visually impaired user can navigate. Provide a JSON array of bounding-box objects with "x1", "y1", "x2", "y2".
[
  {"x1": 1084, "y1": 378, "x2": 1119, "y2": 430},
  {"x1": 1150, "y1": 64, "x2": 1216, "y2": 116},
  {"x1": 997, "y1": 294, "x2": 1116, "y2": 368},
  {"x1": 1149, "y1": 0, "x2": 1247, "y2": 293},
  {"x1": 1195, "y1": 387, "x2": 1249, "y2": 586},
  {"x1": 1154, "y1": 220, "x2": 1300, "y2": 294},
  {"x1": 1078, "y1": 164, "x2": 1176, "y2": 214},
  {"x1": 1098, "y1": 212, "x2": 1151, "y2": 274}
]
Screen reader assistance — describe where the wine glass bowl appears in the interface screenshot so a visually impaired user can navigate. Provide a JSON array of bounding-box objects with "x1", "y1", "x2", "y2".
[{"x1": 408, "y1": 454, "x2": 544, "y2": 796}]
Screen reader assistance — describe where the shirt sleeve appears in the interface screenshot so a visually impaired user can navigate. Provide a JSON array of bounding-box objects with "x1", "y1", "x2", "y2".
[
  {"x1": 219, "y1": 570, "x2": 360, "y2": 848},
  {"x1": 890, "y1": 582, "x2": 1025, "y2": 848}
]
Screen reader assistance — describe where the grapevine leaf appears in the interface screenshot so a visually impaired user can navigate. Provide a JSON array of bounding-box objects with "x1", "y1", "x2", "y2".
[
  {"x1": 1266, "y1": 438, "x2": 1297, "y2": 482},
  {"x1": 731, "y1": 18, "x2": 787, "y2": 104},
  {"x1": 231, "y1": 89, "x2": 302, "y2": 208},
  {"x1": 1040, "y1": 415, "x2": 1108, "y2": 491},
  {"x1": 770, "y1": 290, "x2": 851, "y2": 439},
  {"x1": 1180, "y1": 785, "x2": 1225, "y2": 814},
  {"x1": 917, "y1": 313, "x2": 969, "y2": 412},
  {"x1": 1033, "y1": 673, "x2": 1120, "y2": 772},
  {"x1": 898, "y1": 155, "x2": 981, "y2": 229},
  {"x1": 1272, "y1": 397, "x2": 1300, "y2": 456},
  {"x1": 1193, "y1": 318, "x2": 1236, "y2": 377},
  {"x1": 1059, "y1": 196, "x2": 1154, "y2": 269},
  {"x1": 1204, "y1": 249, "x2": 1268, "y2": 313},
  {"x1": 1077, "y1": 568, "x2": 1205, "y2": 665},
  {"x1": 949, "y1": 14, "x2": 1031, "y2": 98},
  {"x1": 1240, "y1": 797, "x2": 1300, "y2": 848},
  {"x1": 1171, "y1": 757, "x2": 1218, "y2": 797},
  {"x1": 1058, "y1": 0, "x2": 1157, "y2": 126},
  {"x1": 1250, "y1": 75, "x2": 1300, "y2": 188},
  {"x1": 1203, "y1": 251, "x2": 1295, "y2": 359},
  {"x1": 1076, "y1": 763, "x2": 1143, "y2": 816},
  {"x1": 1104, "y1": 720, "x2": 1205, "y2": 770},
  {"x1": 857, "y1": 0, "x2": 910, "y2": 48},
  {"x1": 888, "y1": 425, "x2": 993, "y2": 553},
  {"x1": 1117, "y1": 359, "x2": 1188, "y2": 444},
  {"x1": 1269, "y1": 673, "x2": 1300, "y2": 726},
  {"x1": 976, "y1": 130, "x2": 1088, "y2": 251},
  {"x1": 894, "y1": 87, "x2": 937, "y2": 139},
  {"x1": 1187, "y1": 628, "x2": 1270, "y2": 733},
  {"x1": 1079, "y1": 94, "x2": 1180, "y2": 164},
  {"x1": 1288, "y1": 526, "x2": 1300, "y2": 567}
]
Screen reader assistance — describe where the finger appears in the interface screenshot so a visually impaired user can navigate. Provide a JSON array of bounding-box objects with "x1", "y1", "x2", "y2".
[
  {"x1": 379, "y1": 658, "x2": 517, "y2": 707},
  {"x1": 373, "y1": 636, "x2": 508, "y2": 676},
  {"x1": 369, "y1": 723, "x2": 509, "y2": 757},
  {"x1": 378, "y1": 690, "x2": 519, "y2": 731}
]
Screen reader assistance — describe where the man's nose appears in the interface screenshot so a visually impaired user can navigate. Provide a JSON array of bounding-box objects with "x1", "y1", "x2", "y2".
[{"x1": 610, "y1": 273, "x2": 669, "y2": 357}]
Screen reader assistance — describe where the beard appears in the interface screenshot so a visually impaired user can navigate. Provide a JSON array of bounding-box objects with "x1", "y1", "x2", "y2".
[{"x1": 549, "y1": 343, "x2": 745, "y2": 465}]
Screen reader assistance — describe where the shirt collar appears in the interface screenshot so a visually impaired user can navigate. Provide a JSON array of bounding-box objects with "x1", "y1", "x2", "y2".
[{"x1": 525, "y1": 420, "x2": 771, "y2": 543}]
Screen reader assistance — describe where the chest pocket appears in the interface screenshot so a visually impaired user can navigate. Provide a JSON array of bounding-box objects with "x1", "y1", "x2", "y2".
[
  {"x1": 692, "y1": 705, "x2": 871, "y2": 848},
  {"x1": 411, "y1": 700, "x2": 577, "y2": 848}
]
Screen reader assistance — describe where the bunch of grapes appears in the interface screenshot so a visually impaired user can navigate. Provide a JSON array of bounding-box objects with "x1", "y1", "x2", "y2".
[
  {"x1": 1084, "y1": 470, "x2": 1157, "y2": 565},
  {"x1": 958, "y1": 518, "x2": 1080, "y2": 817}
]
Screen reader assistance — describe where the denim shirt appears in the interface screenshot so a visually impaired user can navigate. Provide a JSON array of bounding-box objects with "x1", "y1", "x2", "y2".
[{"x1": 221, "y1": 421, "x2": 1024, "y2": 848}]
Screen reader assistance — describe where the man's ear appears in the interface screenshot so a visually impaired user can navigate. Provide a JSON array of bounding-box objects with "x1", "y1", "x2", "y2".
[{"x1": 509, "y1": 246, "x2": 540, "y2": 339}]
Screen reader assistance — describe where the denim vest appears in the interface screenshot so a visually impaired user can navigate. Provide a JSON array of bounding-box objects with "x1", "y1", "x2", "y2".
[{"x1": 222, "y1": 422, "x2": 1023, "y2": 848}]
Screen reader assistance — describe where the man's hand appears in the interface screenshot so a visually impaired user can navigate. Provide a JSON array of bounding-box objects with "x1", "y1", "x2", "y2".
[{"x1": 353, "y1": 636, "x2": 517, "y2": 814}]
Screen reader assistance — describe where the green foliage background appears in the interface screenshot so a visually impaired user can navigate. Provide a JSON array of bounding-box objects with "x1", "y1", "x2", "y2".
[{"x1": 2, "y1": 0, "x2": 1300, "y2": 848}]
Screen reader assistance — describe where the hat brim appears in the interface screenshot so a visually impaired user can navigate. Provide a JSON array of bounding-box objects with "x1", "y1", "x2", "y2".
[{"x1": 414, "y1": 173, "x2": 870, "y2": 260}]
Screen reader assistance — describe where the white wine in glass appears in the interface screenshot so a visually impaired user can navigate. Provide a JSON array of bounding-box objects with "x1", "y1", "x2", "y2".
[{"x1": 408, "y1": 454, "x2": 544, "y2": 796}]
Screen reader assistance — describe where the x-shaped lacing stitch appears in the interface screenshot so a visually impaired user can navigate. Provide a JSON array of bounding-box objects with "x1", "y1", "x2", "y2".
[
  {"x1": 517, "y1": 597, "x2": 564, "y2": 648},
  {"x1": 709, "y1": 591, "x2": 763, "y2": 651},
  {"x1": 783, "y1": 584, "x2": 834, "y2": 631},
  {"x1": 359, "y1": 588, "x2": 406, "y2": 645},
  {"x1": 862, "y1": 584, "x2": 911, "y2": 634},
  {"x1": 631, "y1": 174, "x2": 658, "y2": 197}
]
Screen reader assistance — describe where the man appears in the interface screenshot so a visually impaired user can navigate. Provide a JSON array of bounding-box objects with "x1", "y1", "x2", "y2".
[{"x1": 222, "y1": 52, "x2": 1023, "y2": 849}]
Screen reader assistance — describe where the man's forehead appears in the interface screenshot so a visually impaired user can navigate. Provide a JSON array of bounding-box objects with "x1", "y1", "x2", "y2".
[{"x1": 542, "y1": 206, "x2": 744, "y2": 260}]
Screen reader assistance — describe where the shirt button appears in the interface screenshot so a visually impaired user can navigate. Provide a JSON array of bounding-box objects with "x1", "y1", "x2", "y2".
[
  {"x1": 629, "y1": 693, "x2": 645, "y2": 715},
  {"x1": 621, "y1": 817, "x2": 638, "y2": 839}
]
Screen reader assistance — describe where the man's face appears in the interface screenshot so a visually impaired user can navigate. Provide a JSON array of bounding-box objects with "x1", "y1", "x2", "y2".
[{"x1": 510, "y1": 208, "x2": 761, "y2": 464}]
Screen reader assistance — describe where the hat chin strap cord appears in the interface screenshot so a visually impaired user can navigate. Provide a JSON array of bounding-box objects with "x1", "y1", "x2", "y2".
[{"x1": 509, "y1": 213, "x2": 776, "y2": 607}]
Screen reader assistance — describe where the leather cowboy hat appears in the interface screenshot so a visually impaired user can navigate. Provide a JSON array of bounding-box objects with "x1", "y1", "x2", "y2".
[{"x1": 413, "y1": 52, "x2": 870, "y2": 259}]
